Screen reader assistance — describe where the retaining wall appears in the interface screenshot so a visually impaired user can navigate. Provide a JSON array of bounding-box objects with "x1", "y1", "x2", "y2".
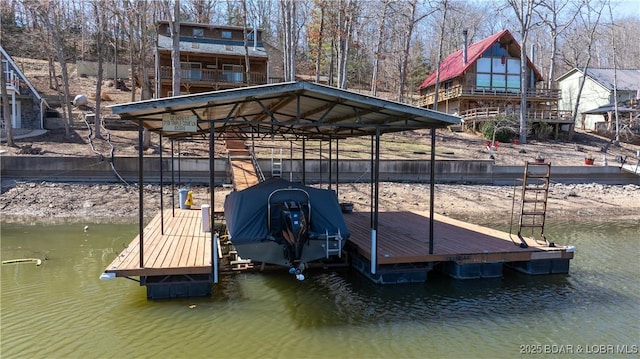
[{"x1": 1, "y1": 156, "x2": 638, "y2": 185}]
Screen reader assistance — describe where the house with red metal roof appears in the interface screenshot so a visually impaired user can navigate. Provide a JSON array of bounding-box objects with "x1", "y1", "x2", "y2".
[{"x1": 416, "y1": 29, "x2": 573, "y2": 139}]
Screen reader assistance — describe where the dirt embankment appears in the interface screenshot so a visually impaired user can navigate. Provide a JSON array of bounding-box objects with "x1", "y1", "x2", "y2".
[{"x1": 1, "y1": 181, "x2": 638, "y2": 225}]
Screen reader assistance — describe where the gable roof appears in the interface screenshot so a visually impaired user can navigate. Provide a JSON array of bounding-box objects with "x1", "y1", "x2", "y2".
[
  {"x1": 557, "y1": 68, "x2": 640, "y2": 92},
  {"x1": 109, "y1": 81, "x2": 461, "y2": 140},
  {"x1": 0, "y1": 45, "x2": 44, "y2": 104},
  {"x1": 417, "y1": 29, "x2": 543, "y2": 90}
]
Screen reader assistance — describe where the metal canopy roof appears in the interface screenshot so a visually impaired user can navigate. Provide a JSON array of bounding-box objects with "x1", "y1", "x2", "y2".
[{"x1": 109, "y1": 81, "x2": 461, "y2": 140}]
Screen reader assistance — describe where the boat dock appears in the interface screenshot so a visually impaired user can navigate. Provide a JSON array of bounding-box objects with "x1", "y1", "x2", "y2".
[
  {"x1": 104, "y1": 207, "x2": 574, "y2": 297},
  {"x1": 344, "y1": 211, "x2": 573, "y2": 284},
  {"x1": 103, "y1": 82, "x2": 577, "y2": 299}
]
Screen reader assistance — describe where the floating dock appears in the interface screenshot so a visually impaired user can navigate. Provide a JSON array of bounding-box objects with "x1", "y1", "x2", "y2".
[
  {"x1": 103, "y1": 207, "x2": 574, "y2": 297},
  {"x1": 104, "y1": 209, "x2": 216, "y2": 299},
  {"x1": 344, "y1": 210, "x2": 574, "y2": 284}
]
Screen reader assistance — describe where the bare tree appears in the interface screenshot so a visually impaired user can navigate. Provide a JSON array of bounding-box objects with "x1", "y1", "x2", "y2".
[
  {"x1": 37, "y1": 1, "x2": 73, "y2": 139},
  {"x1": 167, "y1": 0, "x2": 181, "y2": 96},
  {"x1": 370, "y1": 0, "x2": 390, "y2": 96},
  {"x1": 336, "y1": 0, "x2": 357, "y2": 89},
  {"x1": 432, "y1": 0, "x2": 449, "y2": 111},
  {"x1": 185, "y1": 0, "x2": 216, "y2": 23},
  {"x1": 505, "y1": 0, "x2": 539, "y2": 145},
  {"x1": 570, "y1": 1, "x2": 606, "y2": 129},
  {"x1": 607, "y1": 1, "x2": 619, "y2": 144},
  {"x1": 314, "y1": 1, "x2": 326, "y2": 84},
  {"x1": 280, "y1": 0, "x2": 296, "y2": 81},
  {"x1": 535, "y1": 0, "x2": 582, "y2": 90},
  {"x1": 93, "y1": 0, "x2": 108, "y2": 140},
  {"x1": 241, "y1": 0, "x2": 251, "y2": 85},
  {"x1": 398, "y1": 0, "x2": 437, "y2": 102}
]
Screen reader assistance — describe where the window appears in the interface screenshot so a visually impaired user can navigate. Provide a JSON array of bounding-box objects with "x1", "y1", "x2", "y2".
[
  {"x1": 475, "y1": 47, "x2": 525, "y2": 92},
  {"x1": 476, "y1": 74, "x2": 491, "y2": 89},
  {"x1": 492, "y1": 58, "x2": 506, "y2": 73},
  {"x1": 507, "y1": 75, "x2": 520, "y2": 90},
  {"x1": 246, "y1": 31, "x2": 254, "y2": 41},
  {"x1": 221, "y1": 31, "x2": 232, "y2": 39},
  {"x1": 507, "y1": 59, "x2": 520, "y2": 74},
  {"x1": 222, "y1": 64, "x2": 244, "y2": 83},
  {"x1": 181, "y1": 62, "x2": 202, "y2": 81},
  {"x1": 192, "y1": 28, "x2": 204, "y2": 38}
]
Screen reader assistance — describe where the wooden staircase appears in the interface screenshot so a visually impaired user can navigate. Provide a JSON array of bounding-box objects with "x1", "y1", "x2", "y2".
[{"x1": 225, "y1": 134, "x2": 262, "y2": 191}]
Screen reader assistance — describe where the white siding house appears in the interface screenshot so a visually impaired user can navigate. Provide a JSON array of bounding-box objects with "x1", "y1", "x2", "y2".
[
  {"x1": 557, "y1": 68, "x2": 640, "y2": 130},
  {"x1": 1, "y1": 45, "x2": 47, "y2": 130}
]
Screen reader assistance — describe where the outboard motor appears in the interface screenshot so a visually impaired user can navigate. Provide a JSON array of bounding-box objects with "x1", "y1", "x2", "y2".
[{"x1": 280, "y1": 201, "x2": 308, "y2": 264}]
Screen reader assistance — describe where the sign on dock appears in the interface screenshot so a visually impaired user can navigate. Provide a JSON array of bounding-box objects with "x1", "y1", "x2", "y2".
[{"x1": 162, "y1": 114, "x2": 197, "y2": 132}]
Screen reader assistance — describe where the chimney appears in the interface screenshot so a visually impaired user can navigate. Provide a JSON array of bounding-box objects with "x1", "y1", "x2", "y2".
[{"x1": 462, "y1": 30, "x2": 468, "y2": 66}]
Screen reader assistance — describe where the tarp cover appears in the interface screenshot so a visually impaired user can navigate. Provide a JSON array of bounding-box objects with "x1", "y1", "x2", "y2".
[{"x1": 224, "y1": 178, "x2": 350, "y2": 244}]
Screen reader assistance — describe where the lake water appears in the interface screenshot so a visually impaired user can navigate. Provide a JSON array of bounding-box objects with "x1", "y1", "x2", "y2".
[{"x1": 1, "y1": 220, "x2": 638, "y2": 358}]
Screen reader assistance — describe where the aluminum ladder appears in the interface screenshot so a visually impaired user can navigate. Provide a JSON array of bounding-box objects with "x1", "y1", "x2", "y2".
[
  {"x1": 271, "y1": 148, "x2": 283, "y2": 178},
  {"x1": 325, "y1": 229, "x2": 343, "y2": 258},
  {"x1": 510, "y1": 161, "x2": 551, "y2": 248}
]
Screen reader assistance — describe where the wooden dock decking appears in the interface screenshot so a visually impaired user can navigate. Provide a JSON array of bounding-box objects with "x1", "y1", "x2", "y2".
[
  {"x1": 226, "y1": 138, "x2": 261, "y2": 191},
  {"x1": 230, "y1": 159, "x2": 261, "y2": 190},
  {"x1": 344, "y1": 210, "x2": 573, "y2": 265},
  {"x1": 105, "y1": 209, "x2": 213, "y2": 277},
  {"x1": 105, "y1": 208, "x2": 572, "y2": 281}
]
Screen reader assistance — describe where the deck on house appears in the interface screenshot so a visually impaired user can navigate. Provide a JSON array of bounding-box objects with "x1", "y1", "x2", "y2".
[
  {"x1": 344, "y1": 210, "x2": 573, "y2": 265},
  {"x1": 104, "y1": 209, "x2": 214, "y2": 278},
  {"x1": 105, "y1": 207, "x2": 572, "y2": 279}
]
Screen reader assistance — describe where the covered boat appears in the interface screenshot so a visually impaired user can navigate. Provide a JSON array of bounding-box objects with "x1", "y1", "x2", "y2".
[{"x1": 224, "y1": 179, "x2": 349, "y2": 272}]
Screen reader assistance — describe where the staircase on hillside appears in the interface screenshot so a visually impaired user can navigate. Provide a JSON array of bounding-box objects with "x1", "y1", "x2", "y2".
[{"x1": 225, "y1": 134, "x2": 263, "y2": 191}]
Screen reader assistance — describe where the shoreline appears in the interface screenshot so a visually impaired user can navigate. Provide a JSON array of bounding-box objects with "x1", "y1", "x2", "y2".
[{"x1": 1, "y1": 181, "x2": 638, "y2": 225}]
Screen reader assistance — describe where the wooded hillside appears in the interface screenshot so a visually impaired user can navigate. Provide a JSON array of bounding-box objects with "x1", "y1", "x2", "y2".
[{"x1": 1, "y1": 0, "x2": 639, "y2": 103}]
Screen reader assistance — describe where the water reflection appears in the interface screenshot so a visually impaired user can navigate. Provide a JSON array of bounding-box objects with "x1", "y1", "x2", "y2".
[{"x1": 1, "y1": 220, "x2": 638, "y2": 358}]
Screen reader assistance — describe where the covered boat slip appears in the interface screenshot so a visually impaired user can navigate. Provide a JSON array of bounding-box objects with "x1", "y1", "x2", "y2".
[{"x1": 104, "y1": 81, "x2": 573, "y2": 297}]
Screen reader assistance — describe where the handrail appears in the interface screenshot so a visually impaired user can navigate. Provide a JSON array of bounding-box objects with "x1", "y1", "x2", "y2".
[
  {"x1": 417, "y1": 84, "x2": 561, "y2": 107},
  {"x1": 459, "y1": 107, "x2": 573, "y2": 123},
  {"x1": 249, "y1": 149, "x2": 265, "y2": 182},
  {"x1": 267, "y1": 188, "x2": 311, "y2": 232},
  {"x1": 158, "y1": 66, "x2": 268, "y2": 85}
]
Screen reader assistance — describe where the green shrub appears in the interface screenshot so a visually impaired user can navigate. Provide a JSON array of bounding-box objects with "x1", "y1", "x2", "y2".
[
  {"x1": 481, "y1": 118, "x2": 517, "y2": 143},
  {"x1": 532, "y1": 121, "x2": 553, "y2": 141}
]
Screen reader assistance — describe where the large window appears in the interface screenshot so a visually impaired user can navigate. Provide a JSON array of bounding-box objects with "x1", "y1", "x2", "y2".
[
  {"x1": 475, "y1": 43, "x2": 523, "y2": 92},
  {"x1": 181, "y1": 62, "x2": 202, "y2": 81},
  {"x1": 222, "y1": 64, "x2": 243, "y2": 83}
]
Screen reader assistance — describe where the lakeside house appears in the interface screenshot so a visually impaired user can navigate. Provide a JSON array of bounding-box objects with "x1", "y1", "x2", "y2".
[
  {"x1": 1, "y1": 45, "x2": 47, "y2": 131},
  {"x1": 153, "y1": 21, "x2": 279, "y2": 98},
  {"x1": 416, "y1": 29, "x2": 573, "y2": 140},
  {"x1": 557, "y1": 67, "x2": 640, "y2": 133}
]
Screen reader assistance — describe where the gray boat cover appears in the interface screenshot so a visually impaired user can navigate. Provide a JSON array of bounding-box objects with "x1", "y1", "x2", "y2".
[{"x1": 224, "y1": 178, "x2": 350, "y2": 244}]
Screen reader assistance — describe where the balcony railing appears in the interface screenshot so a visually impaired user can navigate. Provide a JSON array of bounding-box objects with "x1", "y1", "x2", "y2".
[
  {"x1": 159, "y1": 66, "x2": 267, "y2": 87},
  {"x1": 416, "y1": 84, "x2": 560, "y2": 107},
  {"x1": 3, "y1": 70, "x2": 20, "y2": 94},
  {"x1": 460, "y1": 107, "x2": 573, "y2": 124}
]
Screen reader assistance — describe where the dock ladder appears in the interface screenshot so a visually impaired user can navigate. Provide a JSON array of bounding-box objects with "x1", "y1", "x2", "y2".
[
  {"x1": 271, "y1": 148, "x2": 283, "y2": 178},
  {"x1": 325, "y1": 229, "x2": 343, "y2": 258},
  {"x1": 510, "y1": 161, "x2": 551, "y2": 248}
]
